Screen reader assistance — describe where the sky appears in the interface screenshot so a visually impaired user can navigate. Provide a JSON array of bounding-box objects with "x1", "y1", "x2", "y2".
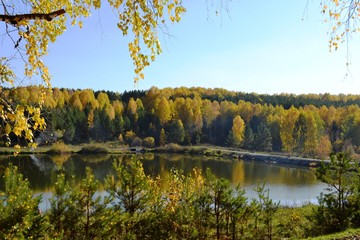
[{"x1": 8, "y1": 0, "x2": 360, "y2": 94}]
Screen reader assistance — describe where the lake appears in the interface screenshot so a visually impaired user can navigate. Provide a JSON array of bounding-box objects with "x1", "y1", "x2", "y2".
[{"x1": 0, "y1": 153, "x2": 326, "y2": 208}]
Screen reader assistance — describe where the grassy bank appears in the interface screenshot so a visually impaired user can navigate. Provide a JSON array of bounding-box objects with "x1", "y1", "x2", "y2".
[{"x1": 304, "y1": 228, "x2": 360, "y2": 240}]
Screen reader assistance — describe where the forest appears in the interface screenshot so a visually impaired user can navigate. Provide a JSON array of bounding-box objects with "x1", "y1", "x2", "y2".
[{"x1": 3, "y1": 86, "x2": 360, "y2": 159}]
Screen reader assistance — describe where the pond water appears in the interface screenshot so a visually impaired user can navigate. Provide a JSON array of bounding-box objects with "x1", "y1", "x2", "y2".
[{"x1": 0, "y1": 153, "x2": 326, "y2": 207}]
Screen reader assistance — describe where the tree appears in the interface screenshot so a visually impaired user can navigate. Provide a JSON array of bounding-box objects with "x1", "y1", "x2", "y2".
[
  {"x1": 48, "y1": 168, "x2": 112, "y2": 239},
  {"x1": 0, "y1": 165, "x2": 47, "y2": 239},
  {"x1": 243, "y1": 124, "x2": 254, "y2": 149},
  {"x1": 293, "y1": 113, "x2": 308, "y2": 153},
  {"x1": 159, "y1": 128, "x2": 166, "y2": 146},
  {"x1": 228, "y1": 115, "x2": 245, "y2": 148},
  {"x1": 167, "y1": 119, "x2": 185, "y2": 144},
  {"x1": 252, "y1": 182, "x2": 280, "y2": 240},
  {"x1": 280, "y1": 106, "x2": 299, "y2": 153},
  {"x1": 316, "y1": 135, "x2": 332, "y2": 159},
  {"x1": 97, "y1": 92, "x2": 111, "y2": 109},
  {"x1": 143, "y1": 136, "x2": 155, "y2": 148},
  {"x1": 313, "y1": 152, "x2": 358, "y2": 233},
  {"x1": 154, "y1": 96, "x2": 172, "y2": 126},
  {"x1": 105, "y1": 158, "x2": 151, "y2": 237},
  {"x1": 304, "y1": 112, "x2": 319, "y2": 156},
  {"x1": 253, "y1": 123, "x2": 272, "y2": 152}
]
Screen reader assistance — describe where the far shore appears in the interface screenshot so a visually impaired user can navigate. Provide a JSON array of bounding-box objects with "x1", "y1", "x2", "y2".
[{"x1": 0, "y1": 142, "x2": 327, "y2": 168}]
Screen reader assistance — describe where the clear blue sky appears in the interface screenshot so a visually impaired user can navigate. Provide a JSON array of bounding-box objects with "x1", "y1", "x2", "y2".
[{"x1": 23, "y1": 1, "x2": 360, "y2": 94}]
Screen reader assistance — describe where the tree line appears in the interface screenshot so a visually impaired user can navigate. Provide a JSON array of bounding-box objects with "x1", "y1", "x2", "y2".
[{"x1": 3, "y1": 86, "x2": 360, "y2": 158}]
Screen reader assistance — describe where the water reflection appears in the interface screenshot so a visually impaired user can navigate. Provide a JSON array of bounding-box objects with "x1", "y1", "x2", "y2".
[{"x1": 0, "y1": 153, "x2": 325, "y2": 204}]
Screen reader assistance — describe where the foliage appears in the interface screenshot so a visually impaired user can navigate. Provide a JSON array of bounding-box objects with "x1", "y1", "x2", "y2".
[
  {"x1": 252, "y1": 182, "x2": 280, "y2": 240},
  {"x1": 162, "y1": 143, "x2": 185, "y2": 152},
  {"x1": 320, "y1": 0, "x2": 360, "y2": 53},
  {"x1": 159, "y1": 128, "x2": 166, "y2": 147},
  {"x1": 78, "y1": 144, "x2": 109, "y2": 154},
  {"x1": 0, "y1": 165, "x2": 47, "y2": 239},
  {"x1": 0, "y1": 0, "x2": 187, "y2": 144},
  {"x1": 312, "y1": 152, "x2": 359, "y2": 234},
  {"x1": 3, "y1": 154, "x2": 360, "y2": 239},
  {"x1": 47, "y1": 141, "x2": 72, "y2": 154},
  {"x1": 143, "y1": 136, "x2": 155, "y2": 148},
  {"x1": 6, "y1": 86, "x2": 360, "y2": 158},
  {"x1": 227, "y1": 115, "x2": 245, "y2": 148}
]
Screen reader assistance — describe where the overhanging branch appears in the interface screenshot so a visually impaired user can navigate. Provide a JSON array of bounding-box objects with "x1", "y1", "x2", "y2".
[{"x1": 0, "y1": 9, "x2": 66, "y2": 25}]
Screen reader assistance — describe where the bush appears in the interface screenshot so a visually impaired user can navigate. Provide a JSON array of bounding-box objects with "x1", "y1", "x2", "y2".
[
  {"x1": 131, "y1": 137, "x2": 143, "y2": 147},
  {"x1": 163, "y1": 143, "x2": 184, "y2": 152},
  {"x1": 78, "y1": 144, "x2": 109, "y2": 154},
  {"x1": 47, "y1": 141, "x2": 72, "y2": 154},
  {"x1": 143, "y1": 137, "x2": 155, "y2": 148},
  {"x1": 125, "y1": 131, "x2": 136, "y2": 145}
]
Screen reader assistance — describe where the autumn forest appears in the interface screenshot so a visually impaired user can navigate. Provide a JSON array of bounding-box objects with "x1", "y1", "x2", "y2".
[{"x1": 2, "y1": 86, "x2": 360, "y2": 159}]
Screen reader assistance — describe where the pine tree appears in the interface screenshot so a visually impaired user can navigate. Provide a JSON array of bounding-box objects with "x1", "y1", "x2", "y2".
[{"x1": 0, "y1": 166, "x2": 48, "y2": 239}]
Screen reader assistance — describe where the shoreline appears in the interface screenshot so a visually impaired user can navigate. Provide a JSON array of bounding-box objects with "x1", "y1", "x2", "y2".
[
  {"x1": 0, "y1": 143, "x2": 327, "y2": 168},
  {"x1": 153, "y1": 145, "x2": 326, "y2": 168}
]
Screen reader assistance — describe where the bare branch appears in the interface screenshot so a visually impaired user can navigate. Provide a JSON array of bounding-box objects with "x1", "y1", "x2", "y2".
[{"x1": 0, "y1": 9, "x2": 66, "y2": 25}]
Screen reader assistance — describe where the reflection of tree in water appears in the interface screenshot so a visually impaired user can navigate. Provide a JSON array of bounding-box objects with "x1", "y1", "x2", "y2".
[
  {"x1": 230, "y1": 161, "x2": 318, "y2": 186},
  {"x1": 231, "y1": 160, "x2": 245, "y2": 184},
  {"x1": 48, "y1": 154, "x2": 71, "y2": 170},
  {"x1": 0, "y1": 153, "x2": 319, "y2": 194},
  {"x1": 0, "y1": 155, "x2": 58, "y2": 192}
]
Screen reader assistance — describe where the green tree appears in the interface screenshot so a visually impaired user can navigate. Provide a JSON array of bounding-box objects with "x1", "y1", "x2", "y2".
[
  {"x1": 203, "y1": 169, "x2": 251, "y2": 240},
  {"x1": 168, "y1": 119, "x2": 185, "y2": 144},
  {"x1": 313, "y1": 152, "x2": 358, "y2": 234},
  {"x1": 48, "y1": 168, "x2": 112, "y2": 239},
  {"x1": 48, "y1": 173, "x2": 76, "y2": 239},
  {"x1": 106, "y1": 158, "x2": 151, "y2": 238},
  {"x1": 0, "y1": 165, "x2": 47, "y2": 239},
  {"x1": 253, "y1": 123, "x2": 272, "y2": 152},
  {"x1": 293, "y1": 112, "x2": 307, "y2": 153},
  {"x1": 243, "y1": 124, "x2": 254, "y2": 149},
  {"x1": 252, "y1": 182, "x2": 280, "y2": 240},
  {"x1": 106, "y1": 159, "x2": 150, "y2": 215},
  {"x1": 73, "y1": 167, "x2": 110, "y2": 239}
]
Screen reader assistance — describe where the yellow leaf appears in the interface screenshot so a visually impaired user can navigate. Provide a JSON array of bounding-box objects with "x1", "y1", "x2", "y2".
[{"x1": 5, "y1": 123, "x2": 11, "y2": 135}]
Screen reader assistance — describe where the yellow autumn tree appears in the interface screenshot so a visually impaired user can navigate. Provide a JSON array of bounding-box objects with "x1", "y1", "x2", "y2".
[
  {"x1": 280, "y1": 106, "x2": 299, "y2": 153},
  {"x1": 228, "y1": 115, "x2": 245, "y2": 148},
  {"x1": 304, "y1": 112, "x2": 319, "y2": 157},
  {"x1": 154, "y1": 96, "x2": 172, "y2": 126},
  {"x1": 0, "y1": 0, "x2": 185, "y2": 146}
]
